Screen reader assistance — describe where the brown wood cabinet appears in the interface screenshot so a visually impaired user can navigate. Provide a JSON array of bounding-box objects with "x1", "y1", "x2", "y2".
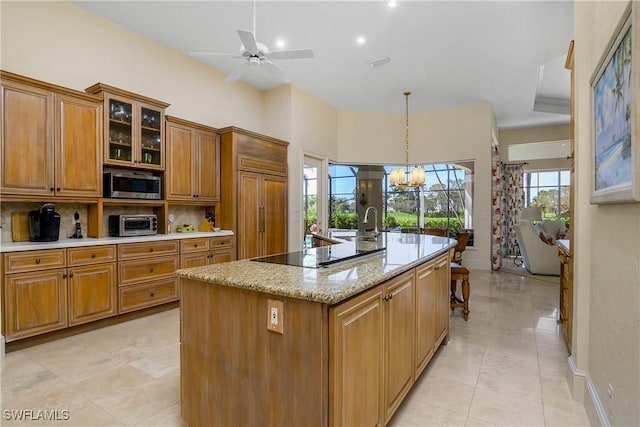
[
  {"x1": 67, "y1": 245, "x2": 117, "y2": 326},
  {"x1": 219, "y1": 127, "x2": 288, "y2": 260},
  {"x1": 181, "y1": 250, "x2": 450, "y2": 427},
  {"x1": 117, "y1": 240, "x2": 179, "y2": 313},
  {"x1": 85, "y1": 83, "x2": 168, "y2": 171},
  {"x1": 559, "y1": 244, "x2": 572, "y2": 350},
  {"x1": 179, "y1": 236, "x2": 235, "y2": 268},
  {"x1": 165, "y1": 116, "x2": 220, "y2": 202},
  {"x1": 330, "y1": 269, "x2": 416, "y2": 426},
  {"x1": 2, "y1": 246, "x2": 119, "y2": 341},
  {"x1": 1, "y1": 72, "x2": 102, "y2": 198}
]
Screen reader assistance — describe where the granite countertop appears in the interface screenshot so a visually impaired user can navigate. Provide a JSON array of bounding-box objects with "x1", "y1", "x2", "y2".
[
  {"x1": 0, "y1": 230, "x2": 234, "y2": 252},
  {"x1": 177, "y1": 232, "x2": 456, "y2": 305}
]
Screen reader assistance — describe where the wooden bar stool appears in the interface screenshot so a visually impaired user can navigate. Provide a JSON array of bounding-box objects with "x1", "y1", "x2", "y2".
[{"x1": 450, "y1": 263, "x2": 470, "y2": 320}]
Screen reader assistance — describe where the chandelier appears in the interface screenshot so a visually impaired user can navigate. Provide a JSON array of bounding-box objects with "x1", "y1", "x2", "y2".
[{"x1": 389, "y1": 91, "x2": 425, "y2": 188}]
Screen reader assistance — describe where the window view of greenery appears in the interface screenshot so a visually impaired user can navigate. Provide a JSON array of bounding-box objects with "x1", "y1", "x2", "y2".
[
  {"x1": 524, "y1": 170, "x2": 570, "y2": 223},
  {"x1": 326, "y1": 163, "x2": 473, "y2": 237}
]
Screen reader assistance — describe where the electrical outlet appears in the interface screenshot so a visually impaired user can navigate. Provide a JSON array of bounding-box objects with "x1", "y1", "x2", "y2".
[
  {"x1": 267, "y1": 299, "x2": 284, "y2": 334},
  {"x1": 608, "y1": 383, "x2": 614, "y2": 399},
  {"x1": 168, "y1": 214, "x2": 175, "y2": 223}
]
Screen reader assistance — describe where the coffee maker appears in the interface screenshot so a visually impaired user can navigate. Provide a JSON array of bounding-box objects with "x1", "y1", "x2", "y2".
[{"x1": 28, "y1": 203, "x2": 61, "y2": 242}]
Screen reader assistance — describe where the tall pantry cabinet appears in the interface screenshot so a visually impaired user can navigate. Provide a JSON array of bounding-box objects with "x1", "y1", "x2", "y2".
[{"x1": 218, "y1": 127, "x2": 288, "y2": 260}]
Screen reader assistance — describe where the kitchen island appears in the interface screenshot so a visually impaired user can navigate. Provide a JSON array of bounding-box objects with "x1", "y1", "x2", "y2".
[{"x1": 177, "y1": 232, "x2": 455, "y2": 426}]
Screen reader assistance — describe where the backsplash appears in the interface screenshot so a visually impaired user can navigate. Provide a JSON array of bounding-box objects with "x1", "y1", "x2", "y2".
[
  {"x1": 1, "y1": 202, "x2": 89, "y2": 243},
  {"x1": 1, "y1": 203, "x2": 209, "y2": 243}
]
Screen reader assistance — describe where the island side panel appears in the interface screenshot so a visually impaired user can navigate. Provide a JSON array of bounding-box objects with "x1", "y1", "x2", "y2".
[{"x1": 180, "y1": 278, "x2": 328, "y2": 426}]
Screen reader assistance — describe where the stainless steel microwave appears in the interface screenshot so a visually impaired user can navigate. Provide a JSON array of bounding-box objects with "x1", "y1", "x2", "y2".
[
  {"x1": 103, "y1": 171, "x2": 161, "y2": 199},
  {"x1": 108, "y1": 214, "x2": 158, "y2": 237}
]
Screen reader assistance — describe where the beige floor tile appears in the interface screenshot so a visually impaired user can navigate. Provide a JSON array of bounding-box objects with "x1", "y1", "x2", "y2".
[
  {"x1": 465, "y1": 416, "x2": 504, "y2": 426},
  {"x1": 468, "y1": 386, "x2": 545, "y2": 426},
  {"x1": 389, "y1": 398, "x2": 468, "y2": 426},
  {"x1": 543, "y1": 404, "x2": 591, "y2": 426},
  {"x1": 410, "y1": 374, "x2": 476, "y2": 416},
  {"x1": 72, "y1": 365, "x2": 157, "y2": 403},
  {"x1": 476, "y1": 369, "x2": 542, "y2": 403},
  {"x1": 134, "y1": 403, "x2": 187, "y2": 427},
  {"x1": 130, "y1": 343, "x2": 180, "y2": 379},
  {"x1": 540, "y1": 376, "x2": 589, "y2": 414}
]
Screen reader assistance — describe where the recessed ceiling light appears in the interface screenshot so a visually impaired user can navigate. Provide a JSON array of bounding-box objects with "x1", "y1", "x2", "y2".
[
  {"x1": 367, "y1": 56, "x2": 391, "y2": 67},
  {"x1": 276, "y1": 39, "x2": 285, "y2": 49},
  {"x1": 357, "y1": 36, "x2": 366, "y2": 45},
  {"x1": 388, "y1": 1, "x2": 397, "y2": 8}
]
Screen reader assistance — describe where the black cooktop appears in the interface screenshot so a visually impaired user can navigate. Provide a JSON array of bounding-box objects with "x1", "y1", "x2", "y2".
[{"x1": 251, "y1": 245, "x2": 386, "y2": 268}]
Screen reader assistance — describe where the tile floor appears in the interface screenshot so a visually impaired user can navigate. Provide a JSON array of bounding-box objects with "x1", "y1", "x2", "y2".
[{"x1": 0, "y1": 270, "x2": 590, "y2": 426}]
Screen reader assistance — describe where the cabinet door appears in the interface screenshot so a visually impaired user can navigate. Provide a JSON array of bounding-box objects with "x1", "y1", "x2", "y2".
[
  {"x1": 105, "y1": 95, "x2": 135, "y2": 167},
  {"x1": 139, "y1": 103, "x2": 163, "y2": 170},
  {"x1": 165, "y1": 122, "x2": 195, "y2": 200},
  {"x1": 435, "y1": 254, "x2": 450, "y2": 344},
  {"x1": 237, "y1": 171, "x2": 261, "y2": 260},
  {"x1": 4, "y1": 269, "x2": 67, "y2": 341},
  {"x1": 55, "y1": 93, "x2": 102, "y2": 197},
  {"x1": 261, "y1": 174, "x2": 288, "y2": 257},
  {"x1": 330, "y1": 286, "x2": 384, "y2": 427},
  {"x1": 196, "y1": 130, "x2": 220, "y2": 201},
  {"x1": 1, "y1": 80, "x2": 54, "y2": 195},
  {"x1": 384, "y1": 270, "x2": 415, "y2": 422},
  {"x1": 68, "y1": 263, "x2": 117, "y2": 326},
  {"x1": 180, "y1": 251, "x2": 209, "y2": 268},
  {"x1": 415, "y1": 261, "x2": 437, "y2": 376}
]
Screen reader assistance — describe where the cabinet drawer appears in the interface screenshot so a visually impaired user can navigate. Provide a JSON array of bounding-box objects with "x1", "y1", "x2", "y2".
[
  {"x1": 119, "y1": 277, "x2": 179, "y2": 313},
  {"x1": 4, "y1": 249, "x2": 66, "y2": 274},
  {"x1": 118, "y1": 240, "x2": 179, "y2": 260},
  {"x1": 119, "y1": 255, "x2": 178, "y2": 286},
  {"x1": 67, "y1": 245, "x2": 116, "y2": 266},
  {"x1": 211, "y1": 236, "x2": 233, "y2": 249},
  {"x1": 180, "y1": 238, "x2": 210, "y2": 253}
]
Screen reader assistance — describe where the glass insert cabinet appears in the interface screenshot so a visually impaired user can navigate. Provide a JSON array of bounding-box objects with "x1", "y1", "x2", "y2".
[{"x1": 86, "y1": 83, "x2": 169, "y2": 171}]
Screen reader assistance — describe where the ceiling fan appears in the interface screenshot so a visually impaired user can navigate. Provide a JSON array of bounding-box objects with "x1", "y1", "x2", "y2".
[{"x1": 189, "y1": 1, "x2": 315, "y2": 83}]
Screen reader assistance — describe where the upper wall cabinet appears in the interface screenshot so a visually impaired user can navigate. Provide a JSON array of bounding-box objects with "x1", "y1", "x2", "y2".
[
  {"x1": 0, "y1": 71, "x2": 103, "y2": 198},
  {"x1": 165, "y1": 116, "x2": 220, "y2": 203},
  {"x1": 85, "y1": 83, "x2": 169, "y2": 171}
]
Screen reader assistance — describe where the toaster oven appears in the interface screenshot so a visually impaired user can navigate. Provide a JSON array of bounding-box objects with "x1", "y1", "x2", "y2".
[{"x1": 108, "y1": 214, "x2": 158, "y2": 237}]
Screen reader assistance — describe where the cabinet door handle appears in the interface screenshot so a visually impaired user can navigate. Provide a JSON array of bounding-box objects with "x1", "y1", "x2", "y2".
[
  {"x1": 69, "y1": 273, "x2": 74, "y2": 278},
  {"x1": 62, "y1": 273, "x2": 67, "y2": 279},
  {"x1": 49, "y1": 187, "x2": 54, "y2": 192},
  {"x1": 56, "y1": 187, "x2": 61, "y2": 192},
  {"x1": 435, "y1": 265, "x2": 440, "y2": 270}
]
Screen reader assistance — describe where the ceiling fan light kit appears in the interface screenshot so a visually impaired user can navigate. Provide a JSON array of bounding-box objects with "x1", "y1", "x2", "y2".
[{"x1": 390, "y1": 91, "x2": 425, "y2": 189}]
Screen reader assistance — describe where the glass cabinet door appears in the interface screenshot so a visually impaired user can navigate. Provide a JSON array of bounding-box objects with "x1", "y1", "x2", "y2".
[
  {"x1": 107, "y1": 98, "x2": 133, "y2": 164},
  {"x1": 139, "y1": 106, "x2": 162, "y2": 167}
]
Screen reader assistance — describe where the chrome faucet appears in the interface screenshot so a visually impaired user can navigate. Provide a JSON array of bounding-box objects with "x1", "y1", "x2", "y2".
[{"x1": 363, "y1": 206, "x2": 379, "y2": 235}]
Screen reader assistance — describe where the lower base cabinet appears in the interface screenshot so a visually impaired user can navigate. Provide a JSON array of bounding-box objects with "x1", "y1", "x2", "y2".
[{"x1": 181, "y1": 251, "x2": 450, "y2": 426}]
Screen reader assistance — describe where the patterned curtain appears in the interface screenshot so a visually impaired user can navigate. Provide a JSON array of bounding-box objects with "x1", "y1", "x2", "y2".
[
  {"x1": 490, "y1": 143, "x2": 503, "y2": 270},
  {"x1": 500, "y1": 163, "x2": 525, "y2": 257}
]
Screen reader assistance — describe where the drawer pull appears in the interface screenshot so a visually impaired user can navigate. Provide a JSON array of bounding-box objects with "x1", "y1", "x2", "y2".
[
  {"x1": 150, "y1": 268, "x2": 154, "y2": 273},
  {"x1": 91, "y1": 253, "x2": 96, "y2": 258},
  {"x1": 35, "y1": 259, "x2": 41, "y2": 264},
  {"x1": 149, "y1": 248, "x2": 154, "y2": 253},
  {"x1": 194, "y1": 244, "x2": 198, "y2": 248},
  {"x1": 150, "y1": 292, "x2": 155, "y2": 297}
]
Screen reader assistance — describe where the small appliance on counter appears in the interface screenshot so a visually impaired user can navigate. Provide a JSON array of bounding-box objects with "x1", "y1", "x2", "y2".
[
  {"x1": 108, "y1": 214, "x2": 157, "y2": 237},
  {"x1": 28, "y1": 203, "x2": 61, "y2": 242}
]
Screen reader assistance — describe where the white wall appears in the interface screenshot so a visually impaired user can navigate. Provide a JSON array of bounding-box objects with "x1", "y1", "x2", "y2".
[{"x1": 573, "y1": 2, "x2": 639, "y2": 425}]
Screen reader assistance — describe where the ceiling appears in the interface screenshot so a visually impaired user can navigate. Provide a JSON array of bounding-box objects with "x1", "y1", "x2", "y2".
[{"x1": 74, "y1": 1, "x2": 574, "y2": 129}]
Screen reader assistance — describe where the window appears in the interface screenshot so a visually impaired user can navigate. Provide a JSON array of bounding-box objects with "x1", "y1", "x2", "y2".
[
  {"x1": 328, "y1": 165, "x2": 358, "y2": 229},
  {"x1": 327, "y1": 163, "x2": 474, "y2": 242},
  {"x1": 523, "y1": 170, "x2": 569, "y2": 221}
]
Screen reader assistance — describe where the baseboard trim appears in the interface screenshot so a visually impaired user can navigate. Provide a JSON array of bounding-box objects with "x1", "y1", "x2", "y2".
[
  {"x1": 569, "y1": 355, "x2": 610, "y2": 427},
  {"x1": 0, "y1": 335, "x2": 5, "y2": 358}
]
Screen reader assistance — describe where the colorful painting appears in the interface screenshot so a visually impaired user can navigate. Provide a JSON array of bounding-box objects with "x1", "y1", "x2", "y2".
[
  {"x1": 591, "y1": 4, "x2": 638, "y2": 204},
  {"x1": 594, "y1": 27, "x2": 632, "y2": 191}
]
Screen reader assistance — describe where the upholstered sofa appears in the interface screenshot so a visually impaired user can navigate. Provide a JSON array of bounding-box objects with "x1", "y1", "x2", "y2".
[{"x1": 514, "y1": 208, "x2": 566, "y2": 276}]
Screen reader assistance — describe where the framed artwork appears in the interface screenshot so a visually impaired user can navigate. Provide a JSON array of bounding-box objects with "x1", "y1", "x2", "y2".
[{"x1": 590, "y1": 2, "x2": 639, "y2": 204}]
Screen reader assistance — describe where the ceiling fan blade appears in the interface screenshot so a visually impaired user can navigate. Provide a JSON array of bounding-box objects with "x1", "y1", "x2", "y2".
[
  {"x1": 267, "y1": 49, "x2": 315, "y2": 60},
  {"x1": 262, "y1": 60, "x2": 293, "y2": 83},
  {"x1": 237, "y1": 29, "x2": 259, "y2": 54},
  {"x1": 226, "y1": 62, "x2": 250, "y2": 82},
  {"x1": 189, "y1": 52, "x2": 243, "y2": 58}
]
